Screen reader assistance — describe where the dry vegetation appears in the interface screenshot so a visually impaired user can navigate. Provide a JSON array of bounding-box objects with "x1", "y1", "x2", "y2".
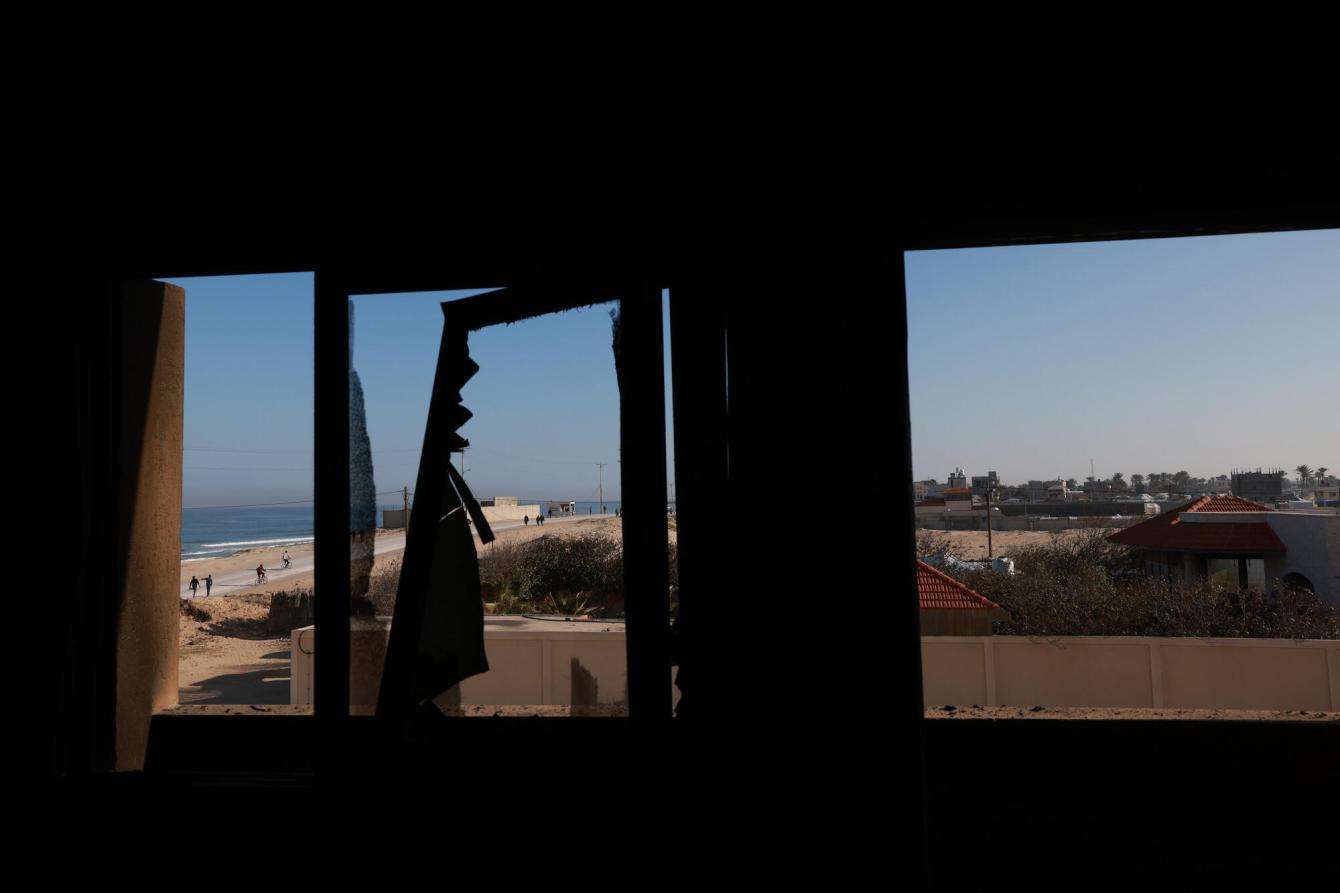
[
  {"x1": 364, "y1": 532, "x2": 677, "y2": 619},
  {"x1": 928, "y1": 529, "x2": 1340, "y2": 639}
]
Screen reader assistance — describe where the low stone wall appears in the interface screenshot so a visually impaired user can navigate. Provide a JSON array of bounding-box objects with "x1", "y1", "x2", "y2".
[
  {"x1": 291, "y1": 616, "x2": 635, "y2": 709},
  {"x1": 922, "y1": 635, "x2": 1340, "y2": 711}
]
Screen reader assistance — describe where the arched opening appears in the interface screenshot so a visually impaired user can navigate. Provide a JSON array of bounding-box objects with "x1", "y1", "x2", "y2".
[{"x1": 1281, "y1": 572, "x2": 1314, "y2": 594}]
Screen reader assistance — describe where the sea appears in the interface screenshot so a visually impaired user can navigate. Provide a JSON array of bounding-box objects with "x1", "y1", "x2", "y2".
[{"x1": 181, "y1": 500, "x2": 629, "y2": 560}]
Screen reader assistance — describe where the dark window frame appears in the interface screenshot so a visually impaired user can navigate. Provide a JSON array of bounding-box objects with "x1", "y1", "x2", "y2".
[{"x1": 317, "y1": 274, "x2": 672, "y2": 724}]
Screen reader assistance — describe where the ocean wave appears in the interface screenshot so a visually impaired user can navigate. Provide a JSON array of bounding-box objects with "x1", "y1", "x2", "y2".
[{"x1": 197, "y1": 536, "x2": 315, "y2": 548}]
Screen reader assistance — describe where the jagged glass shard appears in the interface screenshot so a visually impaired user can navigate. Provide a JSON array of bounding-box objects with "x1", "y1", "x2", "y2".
[
  {"x1": 460, "y1": 355, "x2": 479, "y2": 383},
  {"x1": 443, "y1": 404, "x2": 473, "y2": 430}
]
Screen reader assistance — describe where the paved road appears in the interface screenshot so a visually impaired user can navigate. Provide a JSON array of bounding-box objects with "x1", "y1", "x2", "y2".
[{"x1": 181, "y1": 513, "x2": 612, "y2": 599}]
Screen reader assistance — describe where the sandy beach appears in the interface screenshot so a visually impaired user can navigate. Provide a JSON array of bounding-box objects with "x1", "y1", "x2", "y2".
[{"x1": 177, "y1": 514, "x2": 631, "y2": 705}]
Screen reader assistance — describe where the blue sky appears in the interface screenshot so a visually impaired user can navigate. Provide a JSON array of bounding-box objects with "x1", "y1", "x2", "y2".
[
  {"x1": 905, "y1": 229, "x2": 1339, "y2": 485},
  {"x1": 173, "y1": 274, "x2": 672, "y2": 506},
  {"x1": 173, "y1": 229, "x2": 1337, "y2": 504}
]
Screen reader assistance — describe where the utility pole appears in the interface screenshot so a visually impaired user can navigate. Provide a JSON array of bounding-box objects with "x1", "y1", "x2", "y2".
[
  {"x1": 596, "y1": 462, "x2": 606, "y2": 513},
  {"x1": 402, "y1": 485, "x2": 410, "y2": 535},
  {"x1": 986, "y1": 482, "x2": 994, "y2": 559}
]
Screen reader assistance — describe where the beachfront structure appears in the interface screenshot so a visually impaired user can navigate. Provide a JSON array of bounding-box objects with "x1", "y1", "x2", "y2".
[
  {"x1": 548, "y1": 500, "x2": 576, "y2": 515},
  {"x1": 1107, "y1": 494, "x2": 1340, "y2": 605},
  {"x1": 477, "y1": 496, "x2": 542, "y2": 523},
  {"x1": 917, "y1": 559, "x2": 1005, "y2": 635}
]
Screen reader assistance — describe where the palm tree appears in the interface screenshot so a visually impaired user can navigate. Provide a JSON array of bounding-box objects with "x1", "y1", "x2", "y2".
[
  {"x1": 1317, "y1": 466, "x2": 1329, "y2": 482},
  {"x1": 1296, "y1": 464, "x2": 1312, "y2": 486}
]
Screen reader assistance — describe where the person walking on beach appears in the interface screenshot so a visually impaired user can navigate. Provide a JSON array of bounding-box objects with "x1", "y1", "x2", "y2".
[
  {"x1": 536, "y1": 513, "x2": 543, "y2": 526},
  {"x1": 205, "y1": 574, "x2": 213, "y2": 596},
  {"x1": 189, "y1": 576, "x2": 199, "y2": 597},
  {"x1": 282, "y1": 549, "x2": 292, "y2": 568},
  {"x1": 256, "y1": 564, "x2": 266, "y2": 584}
]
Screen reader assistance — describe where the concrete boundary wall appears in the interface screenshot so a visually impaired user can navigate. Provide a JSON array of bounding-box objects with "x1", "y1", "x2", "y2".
[
  {"x1": 292, "y1": 618, "x2": 633, "y2": 708},
  {"x1": 922, "y1": 636, "x2": 1339, "y2": 711},
  {"x1": 293, "y1": 626, "x2": 1337, "y2": 713},
  {"x1": 917, "y1": 516, "x2": 1143, "y2": 532}
]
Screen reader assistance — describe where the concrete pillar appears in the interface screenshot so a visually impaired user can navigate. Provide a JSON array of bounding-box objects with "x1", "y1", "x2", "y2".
[{"x1": 114, "y1": 280, "x2": 184, "y2": 770}]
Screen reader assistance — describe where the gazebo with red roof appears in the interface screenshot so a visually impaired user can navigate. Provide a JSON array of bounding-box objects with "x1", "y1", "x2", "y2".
[
  {"x1": 1107, "y1": 494, "x2": 1284, "y2": 588},
  {"x1": 916, "y1": 559, "x2": 1005, "y2": 635}
]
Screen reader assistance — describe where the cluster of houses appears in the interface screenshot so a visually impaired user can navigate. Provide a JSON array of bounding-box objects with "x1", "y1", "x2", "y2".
[{"x1": 914, "y1": 491, "x2": 1340, "y2": 634}]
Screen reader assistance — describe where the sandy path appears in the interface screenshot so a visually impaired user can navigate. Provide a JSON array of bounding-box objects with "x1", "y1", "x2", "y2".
[
  {"x1": 176, "y1": 514, "x2": 632, "y2": 704},
  {"x1": 179, "y1": 635, "x2": 294, "y2": 705}
]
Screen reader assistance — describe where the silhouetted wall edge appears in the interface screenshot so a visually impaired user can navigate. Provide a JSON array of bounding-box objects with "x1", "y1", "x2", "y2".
[{"x1": 114, "y1": 280, "x2": 183, "y2": 770}]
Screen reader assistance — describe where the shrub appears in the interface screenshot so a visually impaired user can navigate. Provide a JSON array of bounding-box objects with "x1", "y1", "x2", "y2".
[
  {"x1": 939, "y1": 533, "x2": 1339, "y2": 639},
  {"x1": 179, "y1": 600, "x2": 211, "y2": 622},
  {"x1": 512, "y1": 534, "x2": 623, "y2": 607},
  {"x1": 368, "y1": 558, "x2": 401, "y2": 615},
  {"x1": 367, "y1": 532, "x2": 675, "y2": 619}
]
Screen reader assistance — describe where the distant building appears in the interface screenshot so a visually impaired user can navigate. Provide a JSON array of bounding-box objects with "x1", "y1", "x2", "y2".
[
  {"x1": 942, "y1": 487, "x2": 974, "y2": 512},
  {"x1": 1026, "y1": 479, "x2": 1064, "y2": 502},
  {"x1": 947, "y1": 467, "x2": 968, "y2": 490},
  {"x1": 477, "y1": 496, "x2": 541, "y2": 523},
  {"x1": 1079, "y1": 486, "x2": 1120, "y2": 501},
  {"x1": 913, "y1": 481, "x2": 930, "y2": 502},
  {"x1": 1231, "y1": 468, "x2": 1285, "y2": 504},
  {"x1": 1108, "y1": 494, "x2": 1340, "y2": 605},
  {"x1": 971, "y1": 471, "x2": 1000, "y2": 498},
  {"x1": 1045, "y1": 481, "x2": 1069, "y2": 502}
]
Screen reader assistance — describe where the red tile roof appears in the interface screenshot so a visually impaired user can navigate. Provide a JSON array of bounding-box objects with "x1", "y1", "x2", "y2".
[
  {"x1": 1184, "y1": 494, "x2": 1273, "y2": 513},
  {"x1": 1107, "y1": 495, "x2": 1285, "y2": 553},
  {"x1": 917, "y1": 560, "x2": 1002, "y2": 611}
]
